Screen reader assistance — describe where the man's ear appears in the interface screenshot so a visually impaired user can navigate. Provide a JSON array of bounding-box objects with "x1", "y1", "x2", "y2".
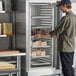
[{"x1": 63, "y1": 4, "x2": 66, "y2": 7}]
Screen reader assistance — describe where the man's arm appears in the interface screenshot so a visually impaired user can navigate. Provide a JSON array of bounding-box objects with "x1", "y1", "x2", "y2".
[
  {"x1": 35, "y1": 17, "x2": 70, "y2": 38},
  {"x1": 35, "y1": 34, "x2": 50, "y2": 38}
]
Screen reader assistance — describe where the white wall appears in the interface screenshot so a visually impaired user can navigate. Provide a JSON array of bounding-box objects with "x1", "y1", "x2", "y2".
[{"x1": 71, "y1": 3, "x2": 76, "y2": 68}]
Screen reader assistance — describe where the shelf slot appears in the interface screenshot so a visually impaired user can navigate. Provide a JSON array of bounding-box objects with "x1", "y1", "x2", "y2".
[
  {"x1": 40, "y1": 21, "x2": 52, "y2": 24},
  {"x1": 31, "y1": 36, "x2": 52, "y2": 40},
  {"x1": 30, "y1": 3, "x2": 49, "y2": 6},
  {"x1": 40, "y1": 24, "x2": 52, "y2": 26},
  {"x1": 31, "y1": 55, "x2": 50, "y2": 59},
  {"x1": 32, "y1": 26, "x2": 51, "y2": 29},
  {"x1": 40, "y1": 19, "x2": 52, "y2": 21},
  {"x1": 40, "y1": 9, "x2": 53, "y2": 11},
  {"x1": 32, "y1": 46, "x2": 51, "y2": 48},
  {"x1": 40, "y1": 13, "x2": 51, "y2": 16},
  {"x1": 31, "y1": 62, "x2": 51, "y2": 66},
  {"x1": 32, "y1": 16, "x2": 52, "y2": 19},
  {"x1": 40, "y1": 6, "x2": 53, "y2": 9}
]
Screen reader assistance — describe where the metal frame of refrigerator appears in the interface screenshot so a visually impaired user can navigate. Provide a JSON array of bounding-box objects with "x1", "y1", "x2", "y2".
[{"x1": 26, "y1": 0, "x2": 61, "y2": 76}]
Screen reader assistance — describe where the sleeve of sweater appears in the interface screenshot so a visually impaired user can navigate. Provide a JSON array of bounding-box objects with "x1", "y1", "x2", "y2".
[{"x1": 50, "y1": 16, "x2": 71, "y2": 37}]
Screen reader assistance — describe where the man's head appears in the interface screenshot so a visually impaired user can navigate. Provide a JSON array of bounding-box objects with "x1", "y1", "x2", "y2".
[{"x1": 57, "y1": 0, "x2": 72, "y2": 13}]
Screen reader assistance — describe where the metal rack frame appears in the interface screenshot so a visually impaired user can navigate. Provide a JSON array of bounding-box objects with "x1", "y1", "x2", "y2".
[
  {"x1": 0, "y1": 53, "x2": 25, "y2": 76},
  {"x1": 26, "y1": 2, "x2": 55, "y2": 68}
]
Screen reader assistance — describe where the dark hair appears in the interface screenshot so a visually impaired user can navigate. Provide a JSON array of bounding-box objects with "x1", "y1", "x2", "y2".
[{"x1": 63, "y1": 4, "x2": 72, "y2": 9}]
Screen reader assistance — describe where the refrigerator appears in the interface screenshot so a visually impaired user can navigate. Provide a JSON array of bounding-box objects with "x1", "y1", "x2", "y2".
[{"x1": 26, "y1": 0, "x2": 61, "y2": 76}]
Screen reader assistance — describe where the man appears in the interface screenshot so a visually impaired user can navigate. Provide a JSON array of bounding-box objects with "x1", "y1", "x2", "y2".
[{"x1": 35, "y1": 0, "x2": 76, "y2": 76}]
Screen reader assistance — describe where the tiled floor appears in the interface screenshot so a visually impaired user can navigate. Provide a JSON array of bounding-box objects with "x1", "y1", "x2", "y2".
[{"x1": 43, "y1": 68, "x2": 76, "y2": 76}]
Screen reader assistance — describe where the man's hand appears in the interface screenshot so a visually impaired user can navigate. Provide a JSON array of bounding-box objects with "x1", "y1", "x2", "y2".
[
  {"x1": 35, "y1": 34, "x2": 50, "y2": 38},
  {"x1": 35, "y1": 34, "x2": 42, "y2": 38}
]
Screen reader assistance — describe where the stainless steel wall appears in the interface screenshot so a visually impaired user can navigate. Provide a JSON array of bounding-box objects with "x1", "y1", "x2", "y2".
[
  {"x1": 15, "y1": 0, "x2": 26, "y2": 51},
  {"x1": 15, "y1": 0, "x2": 26, "y2": 76}
]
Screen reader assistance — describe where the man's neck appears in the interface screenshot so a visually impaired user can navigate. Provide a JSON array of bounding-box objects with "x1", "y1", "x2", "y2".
[{"x1": 66, "y1": 9, "x2": 71, "y2": 13}]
